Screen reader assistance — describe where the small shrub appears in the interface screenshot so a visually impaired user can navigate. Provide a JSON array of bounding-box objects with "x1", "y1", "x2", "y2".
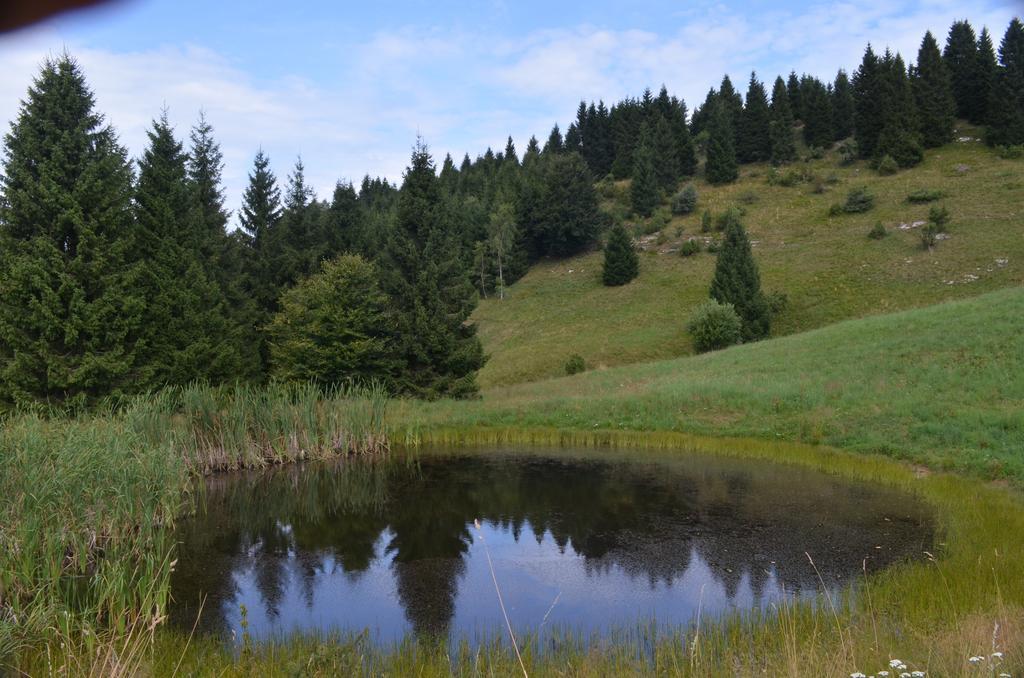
[
  {"x1": 928, "y1": 204, "x2": 950, "y2": 231},
  {"x1": 687, "y1": 300, "x2": 742, "y2": 353},
  {"x1": 877, "y1": 155, "x2": 899, "y2": 176},
  {"x1": 766, "y1": 290, "x2": 788, "y2": 316},
  {"x1": 996, "y1": 144, "x2": 1023, "y2": 159},
  {"x1": 906, "y1": 189, "x2": 944, "y2": 203},
  {"x1": 679, "y1": 239, "x2": 701, "y2": 257},
  {"x1": 825, "y1": 172, "x2": 840, "y2": 185},
  {"x1": 715, "y1": 206, "x2": 743, "y2": 232},
  {"x1": 706, "y1": 239, "x2": 722, "y2": 253},
  {"x1": 700, "y1": 209, "x2": 713, "y2": 233},
  {"x1": 596, "y1": 177, "x2": 619, "y2": 200},
  {"x1": 738, "y1": 190, "x2": 759, "y2": 205},
  {"x1": 838, "y1": 140, "x2": 858, "y2": 165},
  {"x1": 671, "y1": 185, "x2": 698, "y2": 215},
  {"x1": 868, "y1": 221, "x2": 887, "y2": 239},
  {"x1": 828, "y1": 203, "x2": 843, "y2": 217},
  {"x1": 920, "y1": 223, "x2": 939, "y2": 249},
  {"x1": 841, "y1": 186, "x2": 875, "y2": 213},
  {"x1": 768, "y1": 167, "x2": 808, "y2": 187},
  {"x1": 806, "y1": 146, "x2": 825, "y2": 160},
  {"x1": 564, "y1": 354, "x2": 586, "y2": 375},
  {"x1": 673, "y1": 225, "x2": 684, "y2": 237}
]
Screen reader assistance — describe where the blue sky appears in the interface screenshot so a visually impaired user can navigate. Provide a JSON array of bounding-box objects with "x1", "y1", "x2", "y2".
[{"x1": 0, "y1": 0, "x2": 1018, "y2": 221}]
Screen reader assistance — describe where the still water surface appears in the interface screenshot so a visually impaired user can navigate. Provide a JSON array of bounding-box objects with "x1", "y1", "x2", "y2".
[{"x1": 169, "y1": 448, "x2": 932, "y2": 645}]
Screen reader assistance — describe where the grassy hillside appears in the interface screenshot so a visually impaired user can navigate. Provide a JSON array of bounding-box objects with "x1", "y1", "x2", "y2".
[
  {"x1": 474, "y1": 129, "x2": 1024, "y2": 388},
  {"x1": 400, "y1": 286, "x2": 1024, "y2": 482}
]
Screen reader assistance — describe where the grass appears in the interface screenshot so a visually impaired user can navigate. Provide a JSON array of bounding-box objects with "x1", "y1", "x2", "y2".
[{"x1": 474, "y1": 130, "x2": 1024, "y2": 388}]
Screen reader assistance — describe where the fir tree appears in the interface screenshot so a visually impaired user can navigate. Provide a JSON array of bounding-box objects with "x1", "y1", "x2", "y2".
[
  {"x1": 671, "y1": 97, "x2": 698, "y2": 176},
  {"x1": 503, "y1": 136, "x2": 519, "y2": 166},
  {"x1": 853, "y1": 44, "x2": 885, "y2": 158},
  {"x1": 602, "y1": 222, "x2": 639, "y2": 286},
  {"x1": 769, "y1": 76, "x2": 797, "y2": 164},
  {"x1": 987, "y1": 18, "x2": 1024, "y2": 147},
  {"x1": 876, "y1": 50, "x2": 924, "y2": 167},
  {"x1": 630, "y1": 122, "x2": 660, "y2": 217},
  {"x1": 322, "y1": 180, "x2": 363, "y2": 258},
  {"x1": 709, "y1": 218, "x2": 770, "y2": 342},
  {"x1": 943, "y1": 20, "x2": 980, "y2": 121},
  {"x1": 831, "y1": 70, "x2": 855, "y2": 140},
  {"x1": 801, "y1": 76, "x2": 834, "y2": 148},
  {"x1": 718, "y1": 75, "x2": 744, "y2": 144},
  {"x1": 380, "y1": 139, "x2": 485, "y2": 398},
  {"x1": 535, "y1": 152, "x2": 602, "y2": 257},
  {"x1": 0, "y1": 56, "x2": 142, "y2": 406},
  {"x1": 438, "y1": 153, "x2": 459, "y2": 194},
  {"x1": 543, "y1": 124, "x2": 564, "y2": 155},
  {"x1": 275, "y1": 157, "x2": 316, "y2": 282},
  {"x1": 564, "y1": 122, "x2": 582, "y2": 153},
  {"x1": 705, "y1": 99, "x2": 739, "y2": 185},
  {"x1": 239, "y1": 149, "x2": 283, "y2": 323},
  {"x1": 738, "y1": 72, "x2": 772, "y2": 162},
  {"x1": 652, "y1": 114, "x2": 679, "y2": 191},
  {"x1": 913, "y1": 31, "x2": 956, "y2": 148},
  {"x1": 787, "y1": 71, "x2": 802, "y2": 120},
  {"x1": 134, "y1": 113, "x2": 243, "y2": 387},
  {"x1": 975, "y1": 27, "x2": 999, "y2": 124}
]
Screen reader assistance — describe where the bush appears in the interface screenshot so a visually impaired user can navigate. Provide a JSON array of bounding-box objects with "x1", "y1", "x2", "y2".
[
  {"x1": 838, "y1": 140, "x2": 858, "y2": 165},
  {"x1": 996, "y1": 145, "x2": 1023, "y2": 159},
  {"x1": 868, "y1": 221, "x2": 887, "y2": 239},
  {"x1": 715, "y1": 206, "x2": 743, "y2": 232},
  {"x1": 766, "y1": 290, "x2": 788, "y2": 316},
  {"x1": 877, "y1": 155, "x2": 899, "y2": 176},
  {"x1": 671, "y1": 185, "x2": 698, "y2": 215},
  {"x1": 920, "y1": 223, "x2": 939, "y2": 249},
  {"x1": 700, "y1": 209, "x2": 713, "y2": 233},
  {"x1": 907, "y1": 189, "x2": 944, "y2": 203},
  {"x1": 679, "y1": 239, "x2": 701, "y2": 257},
  {"x1": 687, "y1": 300, "x2": 742, "y2": 353},
  {"x1": 928, "y1": 204, "x2": 951, "y2": 231},
  {"x1": 564, "y1": 354, "x2": 586, "y2": 375},
  {"x1": 805, "y1": 146, "x2": 826, "y2": 160},
  {"x1": 706, "y1": 239, "x2": 722, "y2": 253},
  {"x1": 841, "y1": 186, "x2": 875, "y2": 213},
  {"x1": 767, "y1": 166, "x2": 808, "y2": 187},
  {"x1": 738, "y1": 190, "x2": 759, "y2": 205}
]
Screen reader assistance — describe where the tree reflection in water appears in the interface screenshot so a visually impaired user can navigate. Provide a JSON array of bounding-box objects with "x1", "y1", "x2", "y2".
[{"x1": 168, "y1": 448, "x2": 933, "y2": 644}]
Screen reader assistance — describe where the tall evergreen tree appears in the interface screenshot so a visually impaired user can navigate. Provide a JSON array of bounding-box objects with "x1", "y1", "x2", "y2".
[
  {"x1": 671, "y1": 97, "x2": 698, "y2": 176},
  {"x1": 275, "y1": 157, "x2": 317, "y2": 282},
  {"x1": 769, "y1": 76, "x2": 797, "y2": 164},
  {"x1": 876, "y1": 50, "x2": 924, "y2": 167},
  {"x1": 705, "y1": 99, "x2": 739, "y2": 185},
  {"x1": 630, "y1": 122, "x2": 660, "y2": 217},
  {"x1": 239, "y1": 149, "x2": 283, "y2": 320},
  {"x1": 913, "y1": 31, "x2": 956, "y2": 148},
  {"x1": 718, "y1": 75, "x2": 744, "y2": 144},
  {"x1": 380, "y1": 139, "x2": 485, "y2": 398},
  {"x1": 786, "y1": 71, "x2": 803, "y2": 120},
  {"x1": 535, "y1": 153, "x2": 602, "y2": 257},
  {"x1": 134, "y1": 114, "x2": 243, "y2": 387},
  {"x1": 564, "y1": 122, "x2": 582, "y2": 153},
  {"x1": 943, "y1": 20, "x2": 980, "y2": 121},
  {"x1": 602, "y1": 222, "x2": 639, "y2": 286},
  {"x1": 975, "y1": 27, "x2": 999, "y2": 124},
  {"x1": 831, "y1": 69, "x2": 855, "y2": 140},
  {"x1": 543, "y1": 124, "x2": 564, "y2": 155},
  {"x1": 322, "y1": 180, "x2": 363, "y2": 259},
  {"x1": 709, "y1": 219, "x2": 770, "y2": 342},
  {"x1": 987, "y1": 18, "x2": 1024, "y2": 146},
  {"x1": 738, "y1": 72, "x2": 772, "y2": 162},
  {"x1": 652, "y1": 114, "x2": 679, "y2": 191},
  {"x1": 0, "y1": 56, "x2": 142, "y2": 406},
  {"x1": 853, "y1": 44, "x2": 885, "y2": 158},
  {"x1": 801, "y1": 76, "x2": 834, "y2": 148}
]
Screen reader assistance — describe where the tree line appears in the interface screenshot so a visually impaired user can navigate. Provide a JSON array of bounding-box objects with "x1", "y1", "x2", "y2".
[{"x1": 1, "y1": 17, "x2": 1020, "y2": 408}]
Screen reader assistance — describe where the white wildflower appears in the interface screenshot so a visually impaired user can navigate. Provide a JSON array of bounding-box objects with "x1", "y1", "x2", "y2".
[
  {"x1": 890, "y1": 660, "x2": 903, "y2": 668},
  {"x1": 991, "y1": 652, "x2": 1004, "y2": 660},
  {"x1": 911, "y1": 672, "x2": 925, "y2": 677},
  {"x1": 850, "y1": 672, "x2": 867, "y2": 678},
  {"x1": 968, "y1": 656, "x2": 984, "y2": 664}
]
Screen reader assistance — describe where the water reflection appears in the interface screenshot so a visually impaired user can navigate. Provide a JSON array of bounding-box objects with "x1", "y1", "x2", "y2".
[{"x1": 169, "y1": 448, "x2": 933, "y2": 644}]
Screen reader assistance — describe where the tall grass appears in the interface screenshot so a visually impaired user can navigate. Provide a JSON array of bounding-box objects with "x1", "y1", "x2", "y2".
[{"x1": 0, "y1": 381, "x2": 389, "y2": 673}]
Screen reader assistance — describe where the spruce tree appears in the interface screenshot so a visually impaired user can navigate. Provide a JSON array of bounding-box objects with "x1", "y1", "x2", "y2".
[
  {"x1": 275, "y1": 157, "x2": 316, "y2": 283},
  {"x1": 671, "y1": 97, "x2": 698, "y2": 176},
  {"x1": 239, "y1": 149, "x2": 283, "y2": 317},
  {"x1": 975, "y1": 27, "x2": 999, "y2": 124},
  {"x1": 709, "y1": 218, "x2": 770, "y2": 342},
  {"x1": 652, "y1": 114, "x2": 679, "y2": 192},
  {"x1": 943, "y1": 20, "x2": 980, "y2": 121},
  {"x1": 535, "y1": 152, "x2": 602, "y2": 256},
  {"x1": 876, "y1": 51, "x2": 924, "y2": 167},
  {"x1": 602, "y1": 222, "x2": 639, "y2": 286},
  {"x1": 769, "y1": 76, "x2": 797, "y2": 164},
  {"x1": 913, "y1": 31, "x2": 956, "y2": 148},
  {"x1": 831, "y1": 70, "x2": 855, "y2": 140},
  {"x1": 787, "y1": 71, "x2": 803, "y2": 120},
  {"x1": 718, "y1": 75, "x2": 744, "y2": 144},
  {"x1": 705, "y1": 99, "x2": 739, "y2": 185},
  {"x1": 322, "y1": 180, "x2": 363, "y2": 258},
  {"x1": 0, "y1": 56, "x2": 142, "y2": 407},
  {"x1": 380, "y1": 139, "x2": 485, "y2": 398},
  {"x1": 630, "y1": 122, "x2": 660, "y2": 217},
  {"x1": 134, "y1": 114, "x2": 243, "y2": 387},
  {"x1": 987, "y1": 18, "x2": 1024, "y2": 147},
  {"x1": 564, "y1": 122, "x2": 582, "y2": 153},
  {"x1": 543, "y1": 124, "x2": 564, "y2": 155},
  {"x1": 801, "y1": 76, "x2": 834, "y2": 148},
  {"x1": 738, "y1": 72, "x2": 772, "y2": 163},
  {"x1": 853, "y1": 44, "x2": 885, "y2": 158}
]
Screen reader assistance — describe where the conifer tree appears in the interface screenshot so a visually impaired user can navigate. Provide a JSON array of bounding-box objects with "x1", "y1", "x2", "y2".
[
  {"x1": 0, "y1": 56, "x2": 142, "y2": 406},
  {"x1": 602, "y1": 222, "x2": 639, "y2": 286},
  {"x1": 853, "y1": 44, "x2": 885, "y2": 158},
  {"x1": 239, "y1": 150, "x2": 283, "y2": 315},
  {"x1": 769, "y1": 76, "x2": 797, "y2": 164},
  {"x1": 275, "y1": 157, "x2": 316, "y2": 282},
  {"x1": 975, "y1": 27, "x2": 999, "y2": 124},
  {"x1": 671, "y1": 97, "x2": 698, "y2": 176},
  {"x1": 652, "y1": 114, "x2": 679, "y2": 191},
  {"x1": 787, "y1": 71, "x2": 803, "y2": 120},
  {"x1": 543, "y1": 124, "x2": 564, "y2": 155},
  {"x1": 738, "y1": 72, "x2": 771, "y2": 162},
  {"x1": 801, "y1": 77, "x2": 834, "y2": 148},
  {"x1": 134, "y1": 114, "x2": 243, "y2": 387},
  {"x1": 709, "y1": 218, "x2": 770, "y2": 342},
  {"x1": 876, "y1": 50, "x2": 924, "y2": 167},
  {"x1": 503, "y1": 136, "x2": 519, "y2": 166},
  {"x1": 831, "y1": 70, "x2": 855, "y2": 140},
  {"x1": 705, "y1": 100, "x2": 739, "y2": 185},
  {"x1": 380, "y1": 139, "x2": 485, "y2": 398},
  {"x1": 535, "y1": 152, "x2": 602, "y2": 257},
  {"x1": 987, "y1": 18, "x2": 1024, "y2": 146},
  {"x1": 718, "y1": 75, "x2": 744, "y2": 144},
  {"x1": 630, "y1": 122, "x2": 660, "y2": 217},
  {"x1": 322, "y1": 180, "x2": 363, "y2": 258},
  {"x1": 943, "y1": 20, "x2": 980, "y2": 121},
  {"x1": 438, "y1": 153, "x2": 459, "y2": 194},
  {"x1": 564, "y1": 122, "x2": 582, "y2": 153},
  {"x1": 913, "y1": 31, "x2": 956, "y2": 148}
]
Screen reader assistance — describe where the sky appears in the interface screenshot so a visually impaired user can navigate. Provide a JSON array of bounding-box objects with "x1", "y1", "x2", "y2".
[{"x1": 0, "y1": 0, "x2": 1019, "y2": 222}]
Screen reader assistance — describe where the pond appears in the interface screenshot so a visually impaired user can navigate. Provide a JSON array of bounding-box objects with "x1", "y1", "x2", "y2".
[{"x1": 168, "y1": 447, "x2": 934, "y2": 646}]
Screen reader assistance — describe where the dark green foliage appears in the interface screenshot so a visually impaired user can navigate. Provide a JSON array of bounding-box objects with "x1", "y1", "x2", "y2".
[
  {"x1": 853, "y1": 45, "x2": 885, "y2": 158},
  {"x1": 875, "y1": 51, "x2": 924, "y2": 167},
  {"x1": 709, "y1": 219, "x2": 770, "y2": 342},
  {"x1": 877, "y1": 155, "x2": 899, "y2": 175},
  {"x1": 0, "y1": 56, "x2": 142, "y2": 407},
  {"x1": 533, "y1": 153, "x2": 602, "y2": 257},
  {"x1": 868, "y1": 221, "x2": 887, "y2": 239},
  {"x1": 913, "y1": 31, "x2": 956, "y2": 148},
  {"x1": 787, "y1": 71, "x2": 802, "y2": 120},
  {"x1": 679, "y1": 239, "x2": 701, "y2": 256},
  {"x1": 929, "y1": 204, "x2": 951, "y2": 230},
  {"x1": 671, "y1": 98, "x2": 698, "y2": 177},
  {"x1": 133, "y1": 114, "x2": 244, "y2": 388},
  {"x1": 839, "y1": 186, "x2": 875, "y2": 213},
  {"x1": 997, "y1": 144, "x2": 1024, "y2": 159},
  {"x1": 718, "y1": 75, "x2": 744, "y2": 144},
  {"x1": 801, "y1": 76, "x2": 834, "y2": 148},
  {"x1": 700, "y1": 209, "x2": 713, "y2": 233},
  {"x1": 564, "y1": 354, "x2": 586, "y2": 375},
  {"x1": 652, "y1": 114, "x2": 679, "y2": 191},
  {"x1": 602, "y1": 223, "x2": 639, "y2": 286},
  {"x1": 976, "y1": 28, "x2": 999, "y2": 125},
  {"x1": 267, "y1": 254, "x2": 396, "y2": 385},
  {"x1": 769, "y1": 76, "x2": 797, "y2": 165},
  {"x1": 920, "y1": 223, "x2": 940, "y2": 249},
  {"x1": 239, "y1": 150, "x2": 283, "y2": 317},
  {"x1": 380, "y1": 140, "x2": 485, "y2": 399},
  {"x1": 543, "y1": 124, "x2": 564, "y2": 155},
  {"x1": 907, "y1": 189, "x2": 945, "y2": 203},
  {"x1": 687, "y1": 300, "x2": 742, "y2": 353},
  {"x1": 738, "y1": 72, "x2": 771, "y2": 163},
  {"x1": 631, "y1": 122, "x2": 660, "y2": 217},
  {"x1": 671, "y1": 185, "x2": 698, "y2": 215},
  {"x1": 944, "y1": 20, "x2": 981, "y2": 121},
  {"x1": 987, "y1": 18, "x2": 1024, "y2": 147},
  {"x1": 705, "y1": 100, "x2": 739, "y2": 185},
  {"x1": 715, "y1": 206, "x2": 744, "y2": 232},
  {"x1": 831, "y1": 70, "x2": 855, "y2": 140}
]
